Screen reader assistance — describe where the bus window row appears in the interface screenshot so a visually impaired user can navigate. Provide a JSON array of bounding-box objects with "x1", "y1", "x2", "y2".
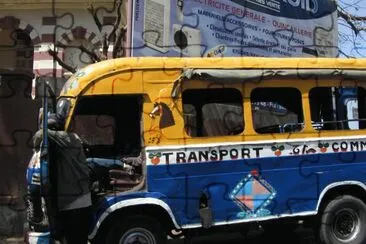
[{"x1": 182, "y1": 86, "x2": 366, "y2": 137}]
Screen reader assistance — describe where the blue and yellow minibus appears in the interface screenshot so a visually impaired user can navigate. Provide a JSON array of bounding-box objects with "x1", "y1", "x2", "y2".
[{"x1": 27, "y1": 57, "x2": 366, "y2": 244}]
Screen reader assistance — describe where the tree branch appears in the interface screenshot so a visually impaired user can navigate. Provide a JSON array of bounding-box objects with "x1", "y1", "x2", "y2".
[
  {"x1": 338, "y1": 48, "x2": 354, "y2": 58},
  {"x1": 47, "y1": 49, "x2": 76, "y2": 73},
  {"x1": 338, "y1": 8, "x2": 361, "y2": 35},
  {"x1": 113, "y1": 27, "x2": 126, "y2": 58},
  {"x1": 79, "y1": 45, "x2": 101, "y2": 62},
  {"x1": 87, "y1": 4, "x2": 103, "y2": 32},
  {"x1": 339, "y1": 11, "x2": 366, "y2": 21},
  {"x1": 102, "y1": 33, "x2": 109, "y2": 58},
  {"x1": 108, "y1": 0, "x2": 124, "y2": 42},
  {"x1": 56, "y1": 42, "x2": 101, "y2": 63},
  {"x1": 337, "y1": 2, "x2": 366, "y2": 36}
]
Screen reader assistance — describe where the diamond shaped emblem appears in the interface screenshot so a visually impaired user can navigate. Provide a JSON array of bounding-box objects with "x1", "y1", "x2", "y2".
[{"x1": 230, "y1": 174, "x2": 276, "y2": 214}]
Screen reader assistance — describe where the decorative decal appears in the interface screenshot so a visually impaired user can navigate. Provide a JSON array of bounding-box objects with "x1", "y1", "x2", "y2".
[
  {"x1": 230, "y1": 172, "x2": 276, "y2": 219},
  {"x1": 145, "y1": 137, "x2": 366, "y2": 165},
  {"x1": 271, "y1": 145, "x2": 284, "y2": 156},
  {"x1": 148, "y1": 152, "x2": 162, "y2": 165},
  {"x1": 60, "y1": 66, "x2": 93, "y2": 95},
  {"x1": 146, "y1": 129, "x2": 162, "y2": 145},
  {"x1": 147, "y1": 136, "x2": 161, "y2": 144},
  {"x1": 69, "y1": 79, "x2": 79, "y2": 90},
  {"x1": 74, "y1": 66, "x2": 93, "y2": 78},
  {"x1": 289, "y1": 144, "x2": 317, "y2": 155},
  {"x1": 318, "y1": 142, "x2": 330, "y2": 153},
  {"x1": 74, "y1": 71, "x2": 86, "y2": 78},
  {"x1": 158, "y1": 102, "x2": 175, "y2": 129},
  {"x1": 61, "y1": 79, "x2": 79, "y2": 94}
]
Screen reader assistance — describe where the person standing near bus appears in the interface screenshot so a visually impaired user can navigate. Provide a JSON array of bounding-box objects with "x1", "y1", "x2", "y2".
[{"x1": 33, "y1": 113, "x2": 92, "y2": 244}]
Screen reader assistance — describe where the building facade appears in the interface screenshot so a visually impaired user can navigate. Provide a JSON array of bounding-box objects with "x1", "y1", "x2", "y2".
[{"x1": 0, "y1": 0, "x2": 127, "y2": 236}]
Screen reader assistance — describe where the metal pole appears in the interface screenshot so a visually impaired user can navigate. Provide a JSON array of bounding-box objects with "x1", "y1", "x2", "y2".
[{"x1": 40, "y1": 81, "x2": 49, "y2": 195}]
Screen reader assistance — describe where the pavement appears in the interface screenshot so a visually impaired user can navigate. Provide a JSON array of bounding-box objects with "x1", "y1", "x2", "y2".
[
  {"x1": 1, "y1": 225, "x2": 317, "y2": 243},
  {"x1": 168, "y1": 226, "x2": 317, "y2": 244}
]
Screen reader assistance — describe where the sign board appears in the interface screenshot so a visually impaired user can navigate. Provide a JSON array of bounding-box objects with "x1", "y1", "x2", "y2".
[{"x1": 130, "y1": 0, "x2": 338, "y2": 57}]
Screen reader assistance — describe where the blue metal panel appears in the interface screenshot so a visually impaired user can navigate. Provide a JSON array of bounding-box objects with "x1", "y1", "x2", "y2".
[{"x1": 146, "y1": 151, "x2": 366, "y2": 226}]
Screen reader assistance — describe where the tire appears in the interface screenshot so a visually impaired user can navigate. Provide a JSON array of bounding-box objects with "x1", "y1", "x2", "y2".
[
  {"x1": 105, "y1": 215, "x2": 166, "y2": 244},
  {"x1": 319, "y1": 195, "x2": 366, "y2": 244}
]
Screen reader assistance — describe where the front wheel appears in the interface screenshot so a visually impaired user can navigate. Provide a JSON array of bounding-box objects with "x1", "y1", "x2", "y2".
[
  {"x1": 319, "y1": 195, "x2": 366, "y2": 244},
  {"x1": 105, "y1": 215, "x2": 166, "y2": 244}
]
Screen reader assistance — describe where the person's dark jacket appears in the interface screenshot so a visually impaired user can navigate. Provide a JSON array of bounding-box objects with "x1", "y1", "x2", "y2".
[{"x1": 33, "y1": 129, "x2": 91, "y2": 211}]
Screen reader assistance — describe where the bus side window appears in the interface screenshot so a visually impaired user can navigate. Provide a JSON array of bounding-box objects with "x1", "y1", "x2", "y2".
[
  {"x1": 251, "y1": 87, "x2": 304, "y2": 134},
  {"x1": 309, "y1": 87, "x2": 366, "y2": 131},
  {"x1": 182, "y1": 88, "x2": 244, "y2": 137}
]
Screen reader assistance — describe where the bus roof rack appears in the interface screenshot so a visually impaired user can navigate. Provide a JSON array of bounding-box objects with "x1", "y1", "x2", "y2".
[
  {"x1": 171, "y1": 68, "x2": 366, "y2": 98},
  {"x1": 183, "y1": 68, "x2": 366, "y2": 82}
]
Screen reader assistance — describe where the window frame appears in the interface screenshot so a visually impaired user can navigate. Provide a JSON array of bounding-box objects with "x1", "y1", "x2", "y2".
[
  {"x1": 308, "y1": 85, "x2": 366, "y2": 132},
  {"x1": 68, "y1": 94, "x2": 144, "y2": 158},
  {"x1": 181, "y1": 86, "x2": 245, "y2": 138},
  {"x1": 249, "y1": 86, "x2": 305, "y2": 134},
  {"x1": 178, "y1": 79, "x2": 366, "y2": 139}
]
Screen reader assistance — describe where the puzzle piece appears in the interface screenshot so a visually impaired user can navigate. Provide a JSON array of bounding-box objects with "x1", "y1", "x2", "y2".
[{"x1": 0, "y1": 0, "x2": 366, "y2": 243}]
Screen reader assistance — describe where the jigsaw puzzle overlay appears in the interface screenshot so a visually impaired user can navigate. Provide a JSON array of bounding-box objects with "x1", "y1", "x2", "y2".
[{"x1": 0, "y1": 0, "x2": 365, "y2": 243}]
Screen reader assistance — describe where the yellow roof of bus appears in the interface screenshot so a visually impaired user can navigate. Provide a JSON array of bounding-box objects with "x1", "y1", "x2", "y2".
[{"x1": 59, "y1": 57, "x2": 366, "y2": 98}]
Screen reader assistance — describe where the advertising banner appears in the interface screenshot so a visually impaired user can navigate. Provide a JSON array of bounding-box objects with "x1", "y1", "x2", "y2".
[{"x1": 131, "y1": 0, "x2": 338, "y2": 58}]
